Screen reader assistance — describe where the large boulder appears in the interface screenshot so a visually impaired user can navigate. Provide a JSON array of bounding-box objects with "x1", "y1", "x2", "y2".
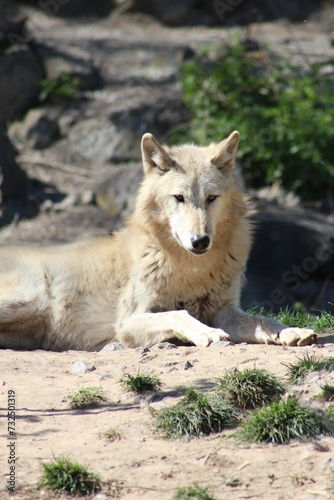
[
  {"x1": 31, "y1": 0, "x2": 114, "y2": 17},
  {"x1": 68, "y1": 93, "x2": 187, "y2": 163},
  {"x1": 0, "y1": 45, "x2": 44, "y2": 122},
  {"x1": 0, "y1": 126, "x2": 28, "y2": 200},
  {"x1": 243, "y1": 201, "x2": 334, "y2": 313},
  {"x1": 131, "y1": 0, "x2": 327, "y2": 26}
]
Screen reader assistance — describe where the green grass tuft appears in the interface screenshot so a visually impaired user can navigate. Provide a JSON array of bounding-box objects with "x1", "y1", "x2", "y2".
[
  {"x1": 101, "y1": 427, "x2": 122, "y2": 442},
  {"x1": 120, "y1": 372, "x2": 162, "y2": 393},
  {"x1": 69, "y1": 386, "x2": 107, "y2": 410},
  {"x1": 317, "y1": 384, "x2": 334, "y2": 402},
  {"x1": 217, "y1": 368, "x2": 285, "y2": 409},
  {"x1": 39, "y1": 456, "x2": 101, "y2": 495},
  {"x1": 272, "y1": 309, "x2": 334, "y2": 333},
  {"x1": 174, "y1": 485, "x2": 216, "y2": 500},
  {"x1": 327, "y1": 405, "x2": 334, "y2": 417},
  {"x1": 285, "y1": 352, "x2": 334, "y2": 383},
  {"x1": 235, "y1": 396, "x2": 331, "y2": 444},
  {"x1": 155, "y1": 388, "x2": 238, "y2": 439}
]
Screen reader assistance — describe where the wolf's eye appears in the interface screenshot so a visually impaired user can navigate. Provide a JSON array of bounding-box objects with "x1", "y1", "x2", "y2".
[
  {"x1": 207, "y1": 195, "x2": 217, "y2": 203},
  {"x1": 174, "y1": 195, "x2": 185, "y2": 203}
]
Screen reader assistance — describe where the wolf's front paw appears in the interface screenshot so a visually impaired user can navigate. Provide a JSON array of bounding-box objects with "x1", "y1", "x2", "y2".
[
  {"x1": 192, "y1": 328, "x2": 230, "y2": 347},
  {"x1": 279, "y1": 327, "x2": 318, "y2": 347}
]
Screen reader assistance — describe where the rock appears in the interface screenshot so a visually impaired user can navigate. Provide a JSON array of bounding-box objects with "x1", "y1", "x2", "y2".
[
  {"x1": 0, "y1": 17, "x2": 29, "y2": 49},
  {"x1": 210, "y1": 340, "x2": 233, "y2": 347},
  {"x1": 100, "y1": 342, "x2": 124, "y2": 352},
  {"x1": 244, "y1": 200, "x2": 334, "y2": 313},
  {"x1": 135, "y1": 347, "x2": 150, "y2": 355},
  {"x1": 71, "y1": 360, "x2": 96, "y2": 375},
  {"x1": 131, "y1": 0, "x2": 217, "y2": 26},
  {"x1": 68, "y1": 87, "x2": 187, "y2": 164},
  {"x1": 0, "y1": 126, "x2": 28, "y2": 200},
  {"x1": 0, "y1": 45, "x2": 44, "y2": 122},
  {"x1": 159, "y1": 361, "x2": 179, "y2": 368},
  {"x1": 95, "y1": 164, "x2": 142, "y2": 217},
  {"x1": 131, "y1": 0, "x2": 324, "y2": 26},
  {"x1": 16, "y1": 108, "x2": 60, "y2": 149},
  {"x1": 153, "y1": 342, "x2": 178, "y2": 349},
  {"x1": 179, "y1": 361, "x2": 193, "y2": 370},
  {"x1": 36, "y1": 44, "x2": 102, "y2": 90},
  {"x1": 36, "y1": 0, "x2": 115, "y2": 18}
]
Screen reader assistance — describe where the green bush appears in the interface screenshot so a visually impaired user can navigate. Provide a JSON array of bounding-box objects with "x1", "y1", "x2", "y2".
[
  {"x1": 39, "y1": 457, "x2": 100, "y2": 495},
  {"x1": 235, "y1": 396, "x2": 331, "y2": 444},
  {"x1": 217, "y1": 367, "x2": 285, "y2": 409},
  {"x1": 155, "y1": 388, "x2": 238, "y2": 439},
  {"x1": 120, "y1": 372, "x2": 162, "y2": 393},
  {"x1": 174, "y1": 485, "x2": 216, "y2": 500},
  {"x1": 39, "y1": 70, "x2": 86, "y2": 103},
  {"x1": 69, "y1": 386, "x2": 107, "y2": 410},
  {"x1": 175, "y1": 39, "x2": 334, "y2": 200}
]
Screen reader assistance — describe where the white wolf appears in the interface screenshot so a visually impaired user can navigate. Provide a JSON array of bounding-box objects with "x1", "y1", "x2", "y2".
[{"x1": 0, "y1": 131, "x2": 317, "y2": 350}]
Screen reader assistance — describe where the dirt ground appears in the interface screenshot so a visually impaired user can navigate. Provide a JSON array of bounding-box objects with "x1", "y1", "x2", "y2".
[{"x1": 1, "y1": 337, "x2": 334, "y2": 500}]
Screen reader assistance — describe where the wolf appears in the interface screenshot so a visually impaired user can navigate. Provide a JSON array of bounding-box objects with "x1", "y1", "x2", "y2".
[{"x1": 0, "y1": 131, "x2": 317, "y2": 351}]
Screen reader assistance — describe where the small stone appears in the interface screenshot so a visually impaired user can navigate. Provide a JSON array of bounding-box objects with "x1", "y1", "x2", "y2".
[
  {"x1": 136, "y1": 347, "x2": 150, "y2": 354},
  {"x1": 71, "y1": 361, "x2": 96, "y2": 375},
  {"x1": 210, "y1": 340, "x2": 232, "y2": 347},
  {"x1": 115, "y1": 365, "x2": 127, "y2": 373},
  {"x1": 139, "y1": 354, "x2": 158, "y2": 364},
  {"x1": 159, "y1": 360, "x2": 179, "y2": 367},
  {"x1": 323, "y1": 457, "x2": 334, "y2": 470},
  {"x1": 100, "y1": 342, "x2": 124, "y2": 352},
  {"x1": 179, "y1": 361, "x2": 193, "y2": 370},
  {"x1": 94, "y1": 493, "x2": 108, "y2": 500},
  {"x1": 154, "y1": 342, "x2": 177, "y2": 349}
]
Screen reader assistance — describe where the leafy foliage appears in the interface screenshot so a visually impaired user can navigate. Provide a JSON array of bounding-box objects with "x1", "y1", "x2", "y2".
[
  {"x1": 316, "y1": 384, "x2": 334, "y2": 402},
  {"x1": 155, "y1": 388, "x2": 238, "y2": 439},
  {"x1": 174, "y1": 485, "x2": 216, "y2": 500},
  {"x1": 175, "y1": 39, "x2": 334, "y2": 199},
  {"x1": 285, "y1": 352, "x2": 334, "y2": 383},
  {"x1": 39, "y1": 456, "x2": 101, "y2": 495},
  {"x1": 69, "y1": 386, "x2": 107, "y2": 410},
  {"x1": 217, "y1": 367, "x2": 285, "y2": 409},
  {"x1": 39, "y1": 70, "x2": 87, "y2": 103},
  {"x1": 120, "y1": 372, "x2": 162, "y2": 393},
  {"x1": 235, "y1": 396, "x2": 331, "y2": 444}
]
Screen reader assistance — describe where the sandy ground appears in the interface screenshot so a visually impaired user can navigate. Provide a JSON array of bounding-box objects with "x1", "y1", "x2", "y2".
[{"x1": 1, "y1": 336, "x2": 334, "y2": 500}]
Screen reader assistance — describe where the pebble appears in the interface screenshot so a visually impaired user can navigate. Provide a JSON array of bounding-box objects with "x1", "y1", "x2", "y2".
[
  {"x1": 210, "y1": 340, "x2": 233, "y2": 347},
  {"x1": 94, "y1": 493, "x2": 108, "y2": 500},
  {"x1": 153, "y1": 342, "x2": 178, "y2": 349},
  {"x1": 71, "y1": 361, "x2": 96, "y2": 375},
  {"x1": 100, "y1": 342, "x2": 124, "y2": 352},
  {"x1": 179, "y1": 361, "x2": 193, "y2": 370},
  {"x1": 139, "y1": 354, "x2": 158, "y2": 363},
  {"x1": 159, "y1": 360, "x2": 179, "y2": 367},
  {"x1": 135, "y1": 347, "x2": 150, "y2": 355}
]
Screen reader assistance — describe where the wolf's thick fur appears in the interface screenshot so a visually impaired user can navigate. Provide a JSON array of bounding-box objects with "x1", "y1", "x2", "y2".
[{"x1": 0, "y1": 132, "x2": 317, "y2": 351}]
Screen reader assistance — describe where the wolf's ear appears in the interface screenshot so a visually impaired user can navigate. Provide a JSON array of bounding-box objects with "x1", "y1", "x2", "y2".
[
  {"x1": 141, "y1": 133, "x2": 173, "y2": 175},
  {"x1": 211, "y1": 130, "x2": 239, "y2": 173}
]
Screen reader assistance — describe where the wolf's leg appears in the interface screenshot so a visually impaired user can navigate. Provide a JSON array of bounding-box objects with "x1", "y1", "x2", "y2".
[
  {"x1": 213, "y1": 306, "x2": 317, "y2": 346},
  {"x1": 117, "y1": 310, "x2": 230, "y2": 348},
  {"x1": 0, "y1": 296, "x2": 49, "y2": 349}
]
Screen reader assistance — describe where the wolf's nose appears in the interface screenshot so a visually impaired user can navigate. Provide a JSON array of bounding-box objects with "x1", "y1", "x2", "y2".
[{"x1": 191, "y1": 235, "x2": 210, "y2": 253}]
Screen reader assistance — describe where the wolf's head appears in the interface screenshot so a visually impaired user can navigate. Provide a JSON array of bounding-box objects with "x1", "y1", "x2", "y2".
[{"x1": 139, "y1": 131, "x2": 241, "y2": 256}]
